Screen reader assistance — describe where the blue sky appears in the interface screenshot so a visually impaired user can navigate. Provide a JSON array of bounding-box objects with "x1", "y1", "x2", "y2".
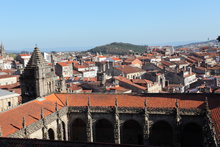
[{"x1": 0, "y1": 0, "x2": 219, "y2": 51}]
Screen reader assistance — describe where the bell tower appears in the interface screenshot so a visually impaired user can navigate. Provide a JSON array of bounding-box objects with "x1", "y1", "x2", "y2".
[
  {"x1": 20, "y1": 47, "x2": 57, "y2": 103},
  {"x1": 0, "y1": 42, "x2": 6, "y2": 57}
]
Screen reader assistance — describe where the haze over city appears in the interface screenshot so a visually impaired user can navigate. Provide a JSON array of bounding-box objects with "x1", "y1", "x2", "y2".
[{"x1": 0, "y1": 0, "x2": 220, "y2": 51}]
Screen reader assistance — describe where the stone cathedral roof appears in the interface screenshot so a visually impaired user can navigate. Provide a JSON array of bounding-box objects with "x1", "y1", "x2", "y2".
[
  {"x1": 0, "y1": 93, "x2": 213, "y2": 137},
  {"x1": 0, "y1": 93, "x2": 219, "y2": 144},
  {"x1": 26, "y1": 47, "x2": 47, "y2": 68}
]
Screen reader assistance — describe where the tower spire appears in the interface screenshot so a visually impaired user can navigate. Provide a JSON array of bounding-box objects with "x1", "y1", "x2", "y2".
[
  {"x1": 22, "y1": 117, "x2": 26, "y2": 128},
  {"x1": 88, "y1": 96, "x2": 91, "y2": 107},
  {"x1": 41, "y1": 107, "x2": 44, "y2": 119},
  {"x1": 66, "y1": 96, "x2": 69, "y2": 106},
  {"x1": 26, "y1": 46, "x2": 46, "y2": 67}
]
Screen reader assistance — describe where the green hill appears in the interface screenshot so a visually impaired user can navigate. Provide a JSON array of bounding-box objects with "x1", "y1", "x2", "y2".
[{"x1": 87, "y1": 42, "x2": 146, "y2": 55}]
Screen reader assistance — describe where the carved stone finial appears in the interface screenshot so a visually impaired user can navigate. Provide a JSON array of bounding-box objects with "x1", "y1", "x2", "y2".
[
  {"x1": 205, "y1": 97, "x2": 209, "y2": 110},
  {"x1": 66, "y1": 96, "x2": 69, "y2": 106},
  {"x1": 22, "y1": 117, "x2": 26, "y2": 128},
  {"x1": 88, "y1": 96, "x2": 91, "y2": 107},
  {"x1": 41, "y1": 107, "x2": 44, "y2": 119},
  {"x1": 144, "y1": 98, "x2": 147, "y2": 108},
  {"x1": 175, "y1": 99, "x2": 181, "y2": 124},
  {"x1": 144, "y1": 98, "x2": 149, "y2": 118},
  {"x1": 115, "y1": 97, "x2": 118, "y2": 107},
  {"x1": 175, "y1": 99, "x2": 179, "y2": 108},
  {"x1": 55, "y1": 102, "x2": 58, "y2": 111}
]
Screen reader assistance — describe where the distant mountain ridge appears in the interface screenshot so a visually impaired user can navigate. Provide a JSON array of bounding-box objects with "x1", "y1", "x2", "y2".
[
  {"x1": 87, "y1": 42, "x2": 146, "y2": 55},
  {"x1": 175, "y1": 40, "x2": 219, "y2": 49}
]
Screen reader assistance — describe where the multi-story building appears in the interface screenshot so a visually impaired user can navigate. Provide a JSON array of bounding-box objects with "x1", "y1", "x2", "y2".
[
  {"x1": 16, "y1": 54, "x2": 31, "y2": 68},
  {"x1": 0, "y1": 89, "x2": 20, "y2": 112},
  {"x1": 55, "y1": 61, "x2": 73, "y2": 78},
  {"x1": 114, "y1": 65, "x2": 146, "y2": 79}
]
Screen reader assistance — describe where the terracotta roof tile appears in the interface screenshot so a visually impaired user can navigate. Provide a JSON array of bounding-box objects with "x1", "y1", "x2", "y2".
[
  {"x1": 19, "y1": 54, "x2": 31, "y2": 57},
  {"x1": 0, "y1": 93, "x2": 216, "y2": 138},
  {"x1": 114, "y1": 65, "x2": 145, "y2": 74}
]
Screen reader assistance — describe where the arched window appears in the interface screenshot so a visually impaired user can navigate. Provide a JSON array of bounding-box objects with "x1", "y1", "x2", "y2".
[
  {"x1": 95, "y1": 119, "x2": 114, "y2": 143},
  {"x1": 62, "y1": 121, "x2": 66, "y2": 141},
  {"x1": 48, "y1": 128, "x2": 55, "y2": 140},
  {"x1": 71, "y1": 118, "x2": 87, "y2": 141},
  {"x1": 122, "y1": 120, "x2": 143, "y2": 145},
  {"x1": 181, "y1": 123, "x2": 203, "y2": 147},
  {"x1": 149, "y1": 121, "x2": 173, "y2": 146}
]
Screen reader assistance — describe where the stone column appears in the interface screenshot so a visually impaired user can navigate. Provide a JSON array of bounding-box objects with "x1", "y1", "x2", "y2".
[
  {"x1": 55, "y1": 102, "x2": 62, "y2": 140},
  {"x1": 42, "y1": 127, "x2": 48, "y2": 139},
  {"x1": 41, "y1": 108, "x2": 48, "y2": 139},
  {"x1": 174, "y1": 99, "x2": 181, "y2": 147},
  {"x1": 21, "y1": 116, "x2": 30, "y2": 138},
  {"x1": 86, "y1": 97, "x2": 93, "y2": 142},
  {"x1": 57, "y1": 119, "x2": 62, "y2": 140},
  {"x1": 143, "y1": 99, "x2": 150, "y2": 145},
  {"x1": 114, "y1": 97, "x2": 120, "y2": 144}
]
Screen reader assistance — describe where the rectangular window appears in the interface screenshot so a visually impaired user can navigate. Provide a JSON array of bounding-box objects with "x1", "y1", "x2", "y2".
[{"x1": 8, "y1": 101, "x2": 11, "y2": 107}]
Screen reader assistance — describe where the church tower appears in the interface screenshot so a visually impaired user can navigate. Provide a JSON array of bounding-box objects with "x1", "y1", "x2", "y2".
[
  {"x1": 0, "y1": 43, "x2": 6, "y2": 57},
  {"x1": 20, "y1": 47, "x2": 57, "y2": 103}
]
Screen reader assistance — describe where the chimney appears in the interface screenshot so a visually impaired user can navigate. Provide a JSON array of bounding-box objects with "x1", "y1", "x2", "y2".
[{"x1": 189, "y1": 67, "x2": 192, "y2": 74}]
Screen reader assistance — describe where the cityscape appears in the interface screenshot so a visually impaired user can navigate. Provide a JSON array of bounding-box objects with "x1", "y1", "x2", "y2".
[{"x1": 0, "y1": 1, "x2": 220, "y2": 147}]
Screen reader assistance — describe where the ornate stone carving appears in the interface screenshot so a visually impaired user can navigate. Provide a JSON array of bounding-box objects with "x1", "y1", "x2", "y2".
[
  {"x1": 202, "y1": 97, "x2": 218, "y2": 146},
  {"x1": 6, "y1": 96, "x2": 218, "y2": 146},
  {"x1": 143, "y1": 99, "x2": 150, "y2": 145},
  {"x1": 175, "y1": 99, "x2": 181, "y2": 125},
  {"x1": 86, "y1": 97, "x2": 93, "y2": 142},
  {"x1": 22, "y1": 117, "x2": 28, "y2": 138},
  {"x1": 114, "y1": 97, "x2": 120, "y2": 144},
  {"x1": 66, "y1": 96, "x2": 68, "y2": 106}
]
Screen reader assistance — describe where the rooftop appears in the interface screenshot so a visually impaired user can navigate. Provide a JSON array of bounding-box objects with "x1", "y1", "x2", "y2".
[
  {"x1": 0, "y1": 93, "x2": 219, "y2": 140},
  {"x1": 0, "y1": 89, "x2": 20, "y2": 100},
  {"x1": 114, "y1": 65, "x2": 145, "y2": 74}
]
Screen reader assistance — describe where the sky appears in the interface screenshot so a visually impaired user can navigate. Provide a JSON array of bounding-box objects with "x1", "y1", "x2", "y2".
[{"x1": 0, "y1": 0, "x2": 220, "y2": 52}]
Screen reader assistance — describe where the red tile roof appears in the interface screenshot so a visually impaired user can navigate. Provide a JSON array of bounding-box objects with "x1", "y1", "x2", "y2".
[
  {"x1": 114, "y1": 76, "x2": 147, "y2": 90},
  {"x1": 114, "y1": 65, "x2": 145, "y2": 74},
  {"x1": 57, "y1": 62, "x2": 70, "y2": 67},
  {"x1": 161, "y1": 61, "x2": 175, "y2": 67},
  {"x1": 74, "y1": 64, "x2": 88, "y2": 69},
  {"x1": 209, "y1": 95, "x2": 220, "y2": 142},
  {"x1": 0, "y1": 93, "x2": 219, "y2": 140},
  {"x1": 131, "y1": 79, "x2": 153, "y2": 84},
  {"x1": 57, "y1": 61, "x2": 77, "y2": 67},
  {"x1": 111, "y1": 57, "x2": 122, "y2": 61},
  {"x1": 19, "y1": 54, "x2": 31, "y2": 57}
]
